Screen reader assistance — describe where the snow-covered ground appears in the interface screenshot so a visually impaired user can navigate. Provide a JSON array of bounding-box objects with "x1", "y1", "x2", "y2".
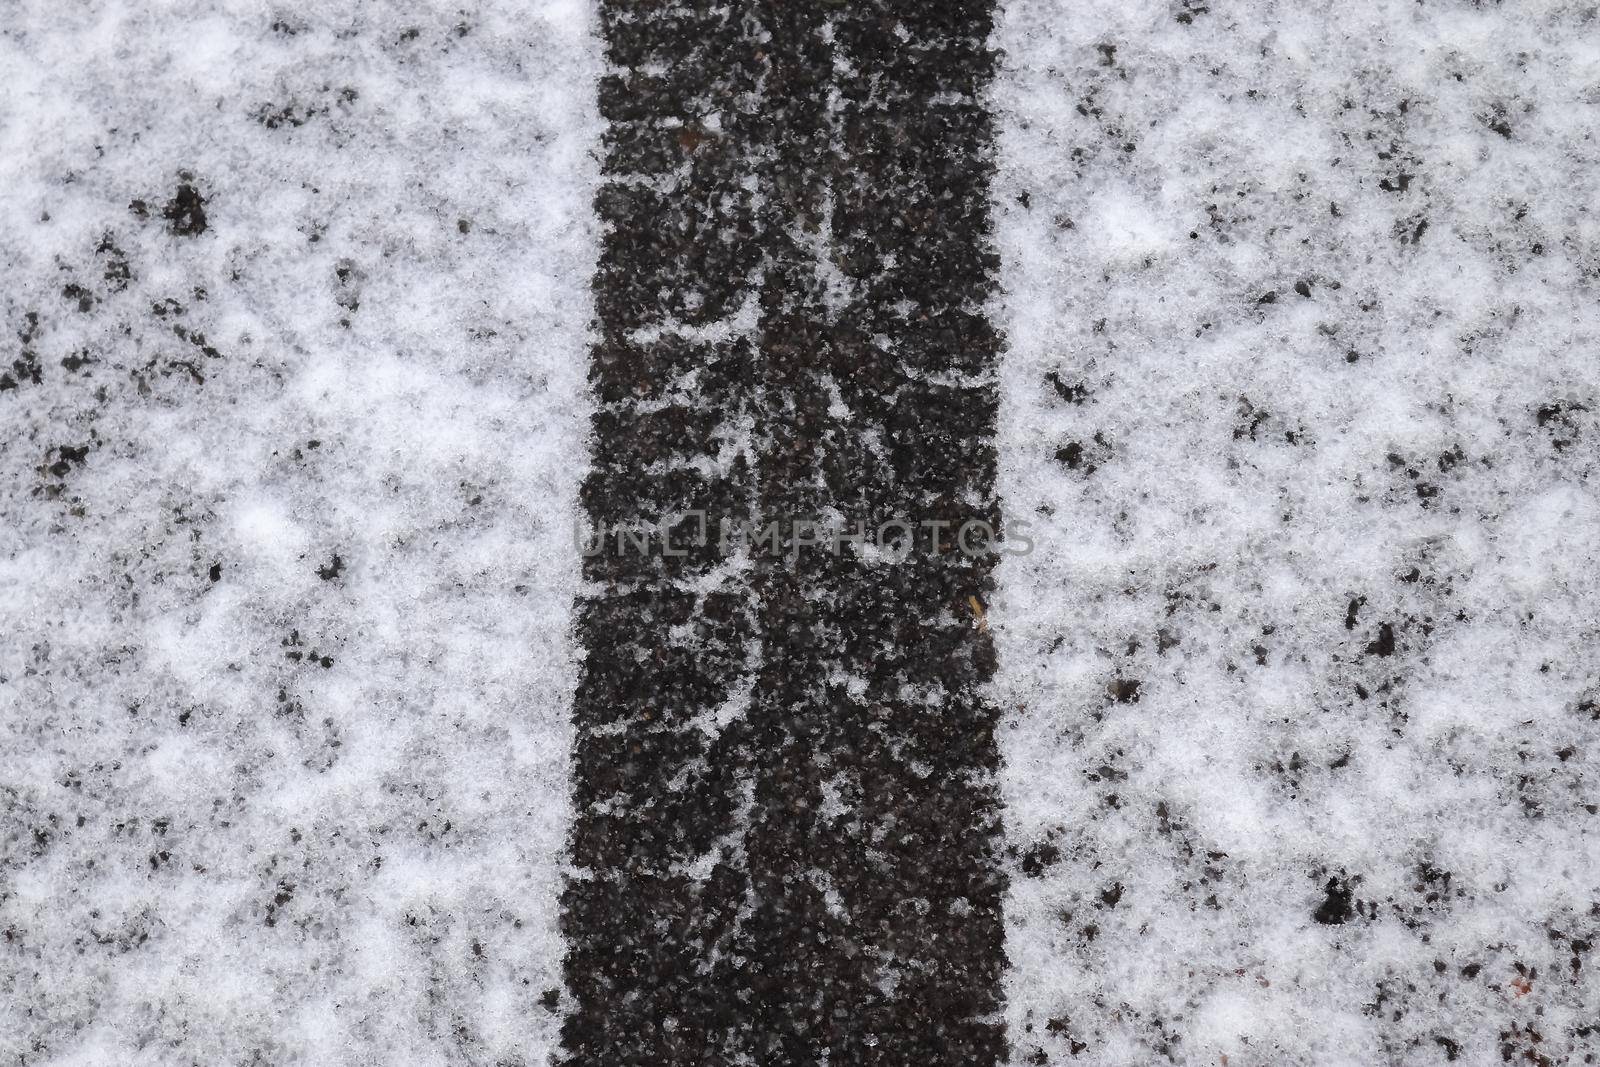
[
  {"x1": 4, "y1": 0, "x2": 1597, "y2": 1064},
  {"x1": 0, "y1": 3, "x2": 599, "y2": 1063},
  {"x1": 992, "y1": 2, "x2": 1600, "y2": 1063}
]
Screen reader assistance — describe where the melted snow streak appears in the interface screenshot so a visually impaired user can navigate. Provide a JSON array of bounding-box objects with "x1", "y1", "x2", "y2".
[
  {"x1": 991, "y1": 2, "x2": 1600, "y2": 1064},
  {"x1": 563, "y1": 3, "x2": 1007, "y2": 1064}
]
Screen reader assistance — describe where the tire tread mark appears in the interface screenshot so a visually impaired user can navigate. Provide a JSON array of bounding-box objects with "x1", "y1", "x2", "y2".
[{"x1": 563, "y1": 4, "x2": 1004, "y2": 1063}]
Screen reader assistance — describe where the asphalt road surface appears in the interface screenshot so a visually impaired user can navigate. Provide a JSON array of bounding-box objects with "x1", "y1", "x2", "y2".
[{"x1": 563, "y1": 2, "x2": 1008, "y2": 1064}]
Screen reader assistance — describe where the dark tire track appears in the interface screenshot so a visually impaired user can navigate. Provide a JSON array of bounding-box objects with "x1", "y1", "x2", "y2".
[{"x1": 563, "y1": 4, "x2": 1005, "y2": 1064}]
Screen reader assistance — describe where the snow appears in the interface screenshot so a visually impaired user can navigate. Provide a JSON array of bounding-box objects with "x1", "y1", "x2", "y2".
[
  {"x1": 0, "y1": 2, "x2": 600, "y2": 1064},
  {"x1": 990, "y1": 0, "x2": 1600, "y2": 1062},
  {"x1": 4, "y1": 0, "x2": 1597, "y2": 1062}
]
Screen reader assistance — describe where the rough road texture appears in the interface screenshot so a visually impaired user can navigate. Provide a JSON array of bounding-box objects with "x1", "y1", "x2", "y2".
[
  {"x1": 563, "y1": 2, "x2": 1008, "y2": 1064},
  {"x1": 992, "y1": 2, "x2": 1600, "y2": 1064}
]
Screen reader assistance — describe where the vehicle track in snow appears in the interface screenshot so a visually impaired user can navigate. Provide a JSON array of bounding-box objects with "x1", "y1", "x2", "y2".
[{"x1": 563, "y1": 2, "x2": 1007, "y2": 1063}]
